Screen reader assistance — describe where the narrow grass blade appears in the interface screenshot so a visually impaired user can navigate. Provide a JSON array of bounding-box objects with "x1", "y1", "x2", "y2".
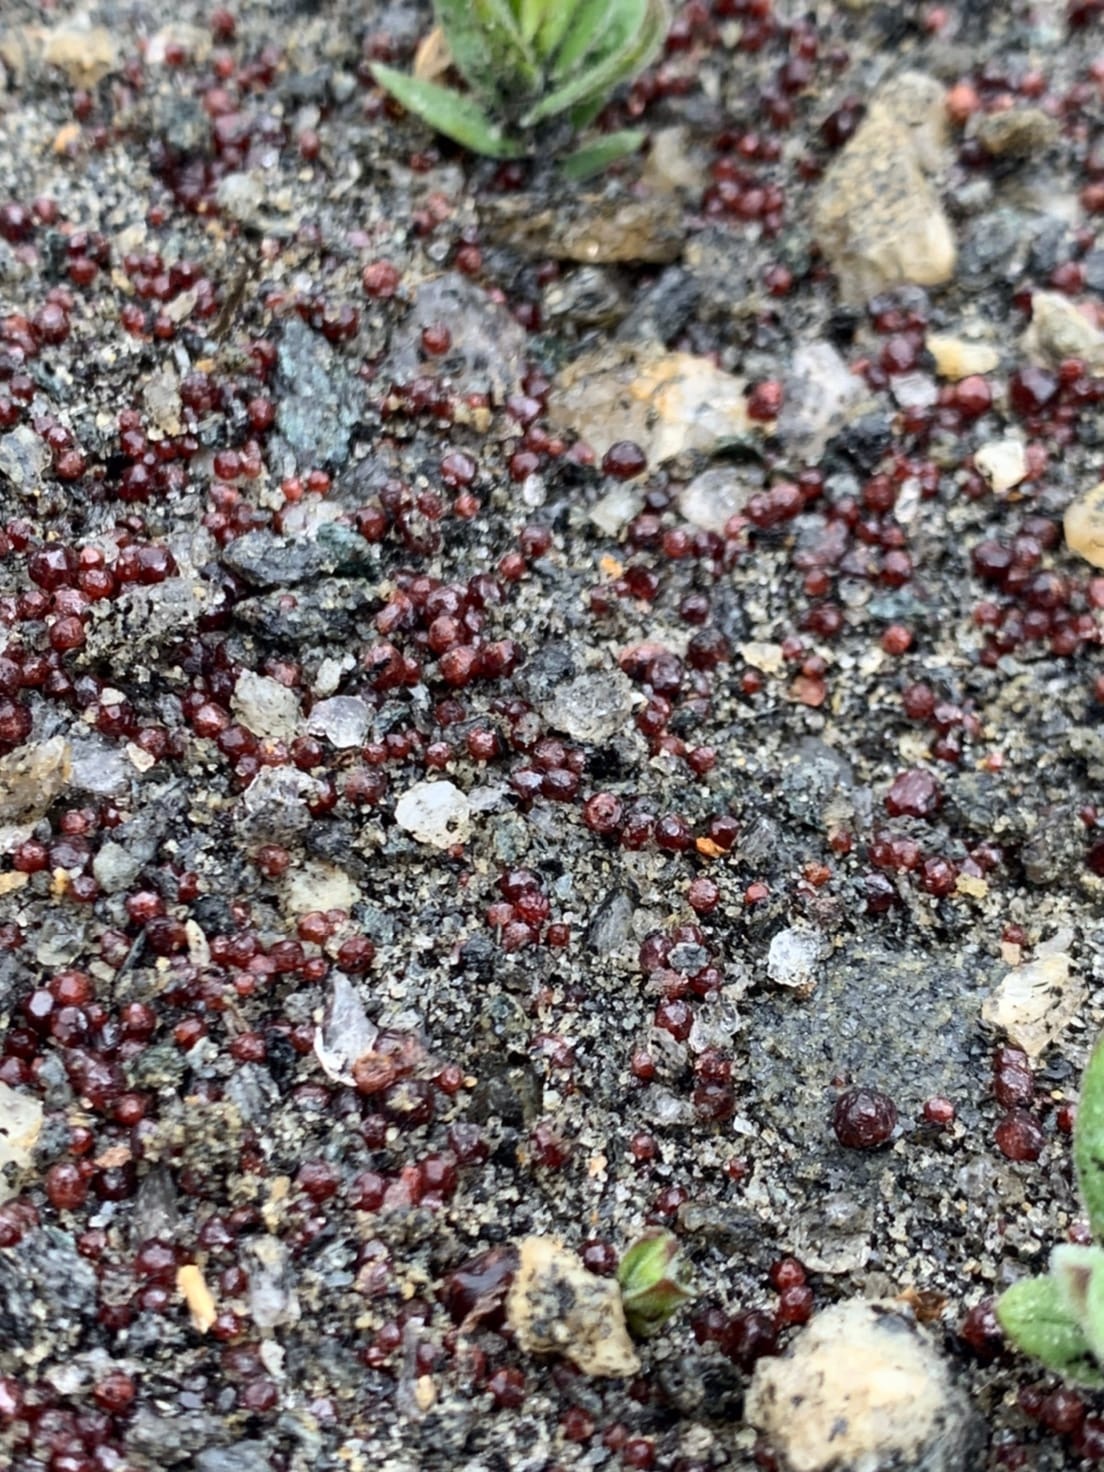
[
  {"x1": 527, "y1": 0, "x2": 666, "y2": 125},
  {"x1": 1075, "y1": 1032, "x2": 1104, "y2": 1243},
  {"x1": 370, "y1": 64, "x2": 525, "y2": 158},
  {"x1": 561, "y1": 128, "x2": 644, "y2": 178}
]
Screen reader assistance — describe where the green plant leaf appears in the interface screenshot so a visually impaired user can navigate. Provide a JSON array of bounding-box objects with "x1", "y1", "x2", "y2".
[
  {"x1": 517, "y1": 0, "x2": 547, "y2": 45},
  {"x1": 369, "y1": 64, "x2": 525, "y2": 159},
  {"x1": 537, "y1": 0, "x2": 591, "y2": 62},
  {"x1": 1053, "y1": 1244, "x2": 1104, "y2": 1362},
  {"x1": 549, "y1": 0, "x2": 614, "y2": 80},
  {"x1": 617, "y1": 1229, "x2": 695, "y2": 1337},
  {"x1": 1052, "y1": 1244, "x2": 1101, "y2": 1323},
  {"x1": 561, "y1": 128, "x2": 644, "y2": 178},
  {"x1": 526, "y1": 0, "x2": 667, "y2": 125},
  {"x1": 569, "y1": 94, "x2": 608, "y2": 131},
  {"x1": 1075, "y1": 1032, "x2": 1104, "y2": 1242},
  {"x1": 996, "y1": 1275, "x2": 1104, "y2": 1386},
  {"x1": 434, "y1": 0, "x2": 539, "y2": 105}
]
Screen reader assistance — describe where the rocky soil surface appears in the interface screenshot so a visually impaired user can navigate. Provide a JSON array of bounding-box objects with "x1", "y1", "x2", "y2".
[{"x1": 3, "y1": 0, "x2": 1104, "y2": 1469}]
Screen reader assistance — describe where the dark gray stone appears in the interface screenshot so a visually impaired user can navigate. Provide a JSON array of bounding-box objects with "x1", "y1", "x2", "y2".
[
  {"x1": 275, "y1": 315, "x2": 361, "y2": 467},
  {"x1": 0, "y1": 1227, "x2": 97, "y2": 1352}
]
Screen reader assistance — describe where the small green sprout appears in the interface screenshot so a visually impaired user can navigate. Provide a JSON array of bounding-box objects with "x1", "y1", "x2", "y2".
[
  {"x1": 370, "y1": 0, "x2": 669, "y2": 179},
  {"x1": 617, "y1": 1228, "x2": 695, "y2": 1337},
  {"x1": 996, "y1": 1031, "x2": 1104, "y2": 1385}
]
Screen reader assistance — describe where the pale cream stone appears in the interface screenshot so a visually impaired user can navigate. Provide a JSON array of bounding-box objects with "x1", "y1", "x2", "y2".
[{"x1": 507, "y1": 1237, "x2": 640, "y2": 1378}]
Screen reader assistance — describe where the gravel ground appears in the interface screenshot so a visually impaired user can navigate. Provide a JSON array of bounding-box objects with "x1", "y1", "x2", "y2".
[{"x1": 2, "y1": 1, "x2": 1104, "y2": 1469}]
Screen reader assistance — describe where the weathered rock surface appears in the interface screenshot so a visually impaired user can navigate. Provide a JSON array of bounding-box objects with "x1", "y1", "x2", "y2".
[
  {"x1": 1065, "y1": 481, "x2": 1104, "y2": 567},
  {"x1": 506, "y1": 1237, "x2": 640, "y2": 1377},
  {"x1": 547, "y1": 343, "x2": 752, "y2": 462},
  {"x1": 746, "y1": 1299, "x2": 982, "y2": 1472},
  {"x1": 481, "y1": 190, "x2": 685, "y2": 265},
  {"x1": 813, "y1": 73, "x2": 956, "y2": 304}
]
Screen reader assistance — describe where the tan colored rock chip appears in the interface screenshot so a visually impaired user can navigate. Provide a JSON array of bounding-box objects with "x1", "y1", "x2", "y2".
[
  {"x1": 547, "y1": 343, "x2": 750, "y2": 464},
  {"x1": 177, "y1": 1263, "x2": 218, "y2": 1333},
  {"x1": 1065, "y1": 482, "x2": 1104, "y2": 568},
  {"x1": 0, "y1": 735, "x2": 71, "y2": 823},
  {"x1": 507, "y1": 1237, "x2": 640, "y2": 1378},
  {"x1": 142, "y1": 365, "x2": 184, "y2": 437},
  {"x1": 393, "y1": 780, "x2": 472, "y2": 848},
  {"x1": 1023, "y1": 290, "x2": 1104, "y2": 370},
  {"x1": 981, "y1": 953, "x2": 1084, "y2": 1060},
  {"x1": 643, "y1": 127, "x2": 709, "y2": 195},
  {"x1": 482, "y1": 192, "x2": 685, "y2": 265},
  {"x1": 0, "y1": 737, "x2": 71, "y2": 854},
  {"x1": 231, "y1": 670, "x2": 301, "y2": 743},
  {"x1": 813, "y1": 72, "x2": 955, "y2": 304},
  {"x1": 972, "y1": 108, "x2": 1059, "y2": 159},
  {"x1": 974, "y1": 439, "x2": 1028, "y2": 494},
  {"x1": 0, "y1": 1082, "x2": 43, "y2": 1202},
  {"x1": 43, "y1": 23, "x2": 117, "y2": 87},
  {"x1": 281, "y1": 861, "x2": 362, "y2": 916},
  {"x1": 926, "y1": 334, "x2": 1000, "y2": 381}
]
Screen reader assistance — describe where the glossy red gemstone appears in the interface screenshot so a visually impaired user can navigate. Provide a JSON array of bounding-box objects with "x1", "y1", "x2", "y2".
[
  {"x1": 832, "y1": 1087, "x2": 897, "y2": 1148},
  {"x1": 995, "y1": 1109, "x2": 1045, "y2": 1162},
  {"x1": 884, "y1": 768, "x2": 941, "y2": 818},
  {"x1": 601, "y1": 440, "x2": 647, "y2": 479}
]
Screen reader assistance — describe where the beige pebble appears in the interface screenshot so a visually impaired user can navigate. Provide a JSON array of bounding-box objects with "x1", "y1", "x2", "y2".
[
  {"x1": 1065, "y1": 482, "x2": 1104, "y2": 568},
  {"x1": 813, "y1": 73, "x2": 956, "y2": 304},
  {"x1": 926, "y1": 334, "x2": 999, "y2": 381},
  {"x1": 507, "y1": 1237, "x2": 640, "y2": 1377},
  {"x1": 483, "y1": 192, "x2": 684, "y2": 265},
  {"x1": 548, "y1": 343, "x2": 751, "y2": 464},
  {"x1": 393, "y1": 780, "x2": 472, "y2": 848},
  {"x1": 747, "y1": 1299, "x2": 979, "y2": 1471},
  {"x1": 972, "y1": 107, "x2": 1059, "y2": 159},
  {"x1": 0, "y1": 1082, "x2": 43, "y2": 1202},
  {"x1": 177, "y1": 1263, "x2": 218, "y2": 1334},
  {"x1": 43, "y1": 23, "x2": 117, "y2": 87},
  {"x1": 1023, "y1": 290, "x2": 1104, "y2": 370},
  {"x1": 974, "y1": 439, "x2": 1028, "y2": 494},
  {"x1": 981, "y1": 953, "x2": 1084, "y2": 1060}
]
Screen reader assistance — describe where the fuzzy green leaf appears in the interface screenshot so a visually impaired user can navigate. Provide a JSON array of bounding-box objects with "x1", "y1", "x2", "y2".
[
  {"x1": 550, "y1": 0, "x2": 614, "y2": 80},
  {"x1": 996, "y1": 1275, "x2": 1104, "y2": 1387},
  {"x1": 1052, "y1": 1244, "x2": 1101, "y2": 1324},
  {"x1": 369, "y1": 64, "x2": 525, "y2": 159},
  {"x1": 1053, "y1": 1244, "x2": 1104, "y2": 1362},
  {"x1": 434, "y1": 0, "x2": 539, "y2": 105},
  {"x1": 537, "y1": 0, "x2": 591, "y2": 62},
  {"x1": 561, "y1": 128, "x2": 644, "y2": 178},
  {"x1": 526, "y1": 0, "x2": 667, "y2": 125},
  {"x1": 1075, "y1": 1032, "x2": 1104, "y2": 1242}
]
